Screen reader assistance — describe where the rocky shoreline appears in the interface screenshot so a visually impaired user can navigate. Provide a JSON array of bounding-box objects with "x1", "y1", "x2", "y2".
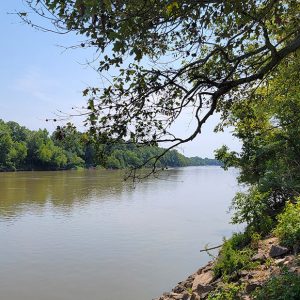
[{"x1": 154, "y1": 237, "x2": 300, "y2": 300}]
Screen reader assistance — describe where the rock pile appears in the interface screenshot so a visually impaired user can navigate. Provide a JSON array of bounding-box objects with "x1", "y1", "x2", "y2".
[{"x1": 154, "y1": 237, "x2": 300, "y2": 300}]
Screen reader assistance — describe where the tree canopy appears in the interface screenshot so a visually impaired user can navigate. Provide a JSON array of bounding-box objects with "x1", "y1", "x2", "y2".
[
  {"x1": 0, "y1": 119, "x2": 219, "y2": 171},
  {"x1": 216, "y1": 50, "x2": 300, "y2": 234},
  {"x1": 20, "y1": 1, "x2": 300, "y2": 159}
]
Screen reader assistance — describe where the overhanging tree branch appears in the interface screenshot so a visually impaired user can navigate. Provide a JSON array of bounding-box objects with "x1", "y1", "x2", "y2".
[{"x1": 19, "y1": 0, "x2": 300, "y2": 179}]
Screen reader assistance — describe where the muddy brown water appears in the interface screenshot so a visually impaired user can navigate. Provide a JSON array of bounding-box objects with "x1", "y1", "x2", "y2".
[{"x1": 0, "y1": 167, "x2": 239, "y2": 300}]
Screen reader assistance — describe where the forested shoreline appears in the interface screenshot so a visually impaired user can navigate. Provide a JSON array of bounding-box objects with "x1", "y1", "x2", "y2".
[{"x1": 0, "y1": 120, "x2": 220, "y2": 171}]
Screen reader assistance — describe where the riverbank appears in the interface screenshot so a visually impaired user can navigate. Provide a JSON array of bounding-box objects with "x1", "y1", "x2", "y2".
[
  {"x1": 0, "y1": 118, "x2": 222, "y2": 172},
  {"x1": 154, "y1": 236, "x2": 300, "y2": 300},
  {"x1": 0, "y1": 164, "x2": 221, "y2": 173}
]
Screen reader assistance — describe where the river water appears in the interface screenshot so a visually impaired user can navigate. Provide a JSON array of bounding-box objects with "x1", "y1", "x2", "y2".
[{"x1": 0, "y1": 167, "x2": 239, "y2": 300}]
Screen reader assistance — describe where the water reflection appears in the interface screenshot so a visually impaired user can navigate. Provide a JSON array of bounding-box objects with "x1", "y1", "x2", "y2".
[
  {"x1": 0, "y1": 170, "x2": 131, "y2": 220},
  {"x1": 0, "y1": 168, "x2": 193, "y2": 221}
]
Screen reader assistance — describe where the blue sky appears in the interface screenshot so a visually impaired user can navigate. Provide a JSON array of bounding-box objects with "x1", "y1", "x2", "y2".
[{"x1": 1, "y1": 0, "x2": 240, "y2": 157}]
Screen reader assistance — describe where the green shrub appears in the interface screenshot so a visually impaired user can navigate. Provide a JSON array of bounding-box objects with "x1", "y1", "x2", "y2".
[
  {"x1": 227, "y1": 231, "x2": 261, "y2": 251},
  {"x1": 213, "y1": 238, "x2": 256, "y2": 279},
  {"x1": 231, "y1": 187, "x2": 274, "y2": 235},
  {"x1": 250, "y1": 232, "x2": 261, "y2": 250},
  {"x1": 207, "y1": 282, "x2": 244, "y2": 300},
  {"x1": 274, "y1": 200, "x2": 300, "y2": 250},
  {"x1": 230, "y1": 232, "x2": 251, "y2": 250},
  {"x1": 253, "y1": 271, "x2": 300, "y2": 300},
  {"x1": 106, "y1": 155, "x2": 122, "y2": 169}
]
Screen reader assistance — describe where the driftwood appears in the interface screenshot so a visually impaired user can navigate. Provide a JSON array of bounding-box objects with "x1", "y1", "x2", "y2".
[{"x1": 200, "y1": 244, "x2": 222, "y2": 253}]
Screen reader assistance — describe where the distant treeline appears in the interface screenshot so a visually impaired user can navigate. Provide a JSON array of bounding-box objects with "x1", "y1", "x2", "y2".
[{"x1": 0, "y1": 120, "x2": 221, "y2": 171}]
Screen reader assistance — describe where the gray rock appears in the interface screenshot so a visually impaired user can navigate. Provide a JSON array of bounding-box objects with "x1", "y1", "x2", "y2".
[
  {"x1": 171, "y1": 292, "x2": 190, "y2": 300},
  {"x1": 181, "y1": 292, "x2": 191, "y2": 300},
  {"x1": 274, "y1": 258, "x2": 285, "y2": 265},
  {"x1": 248, "y1": 271, "x2": 255, "y2": 279},
  {"x1": 192, "y1": 270, "x2": 214, "y2": 291},
  {"x1": 190, "y1": 293, "x2": 200, "y2": 300},
  {"x1": 170, "y1": 292, "x2": 187, "y2": 300},
  {"x1": 252, "y1": 252, "x2": 267, "y2": 263},
  {"x1": 246, "y1": 282, "x2": 261, "y2": 293},
  {"x1": 196, "y1": 261, "x2": 213, "y2": 275},
  {"x1": 290, "y1": 267, "x2": 300, "y2": 274},
  {"x1": 194, "y1": 284, "x2": 214, "y2": 295},
  {"x1": 172, "y1": 285, "x2": 185, "y2": 294},
  {"x1": 269, "y1": 245, "x2": 289, "y2": 258},
  {"x1": 239, "y1": 270, "x2": 249, "y2": 277}
]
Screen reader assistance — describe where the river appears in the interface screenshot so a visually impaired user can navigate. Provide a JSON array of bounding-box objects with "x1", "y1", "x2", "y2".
[{"x1": 0, "y1": 167, "x2": 239, "y2": 300}]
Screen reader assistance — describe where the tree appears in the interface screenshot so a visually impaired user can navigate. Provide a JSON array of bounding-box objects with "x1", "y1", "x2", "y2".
[
  {"x1": 6, "y1": 142, "x2": 27, "y2": 170},
  {"x1": 18, "y1": 1, "x2": 300, "y2": 177},
  {"x1": 52, "y1": 123, "x2": 85, "y2": 158},
  {"x1": 106, "y1": 155, "x2": 122, "y2": 169},
  {"x1": 52, "y1": 123, "x2": 86, "y2": 167},
  {"x1": 0, "y1": 128, "x2": 14, "y2": 169},
  {"x1": 0, "y1": 121, "x2": 27, "y2": 170},
  {"x1": 215, "y1": 51, "x2": 300, "y2": 233},
  {"x1": 26, "y1": 128, "x2": 69, "y2": 169},
  {"x1": 6, "y1": 121, "x2": 29, "y2": 142}
]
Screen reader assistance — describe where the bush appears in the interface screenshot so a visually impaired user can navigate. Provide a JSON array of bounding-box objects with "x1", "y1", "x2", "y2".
[
  {"x1": 253, "y1": 271, "x2": 300, "y2": 300},
  {"x1": 230, "y1": 187, "x2": 274, "y2": 235},
  {"x1": 274, "y1": 200, "x2": 300, "y2": 250},
  {"x1": 207, "y1": 282, "x2": 244, "y2": 300},
  {"x1": 230, "y1": 232, "x2": 251, "y2": 250},
  {"x1": 213, "y1": 237, "x2": 256, "y2": 279},
  {"x1": 106, "y1": 155, "x2": 122, "y2": 169},
  {"x1": 250, "y1": 232, "x2": 261, "y2": 250},
  {"x1": 227, "y1": 231, "x2": 261, "y2": 251}
]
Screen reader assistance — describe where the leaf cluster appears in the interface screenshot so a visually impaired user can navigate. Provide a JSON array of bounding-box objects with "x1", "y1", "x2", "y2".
[
  {"x1": 274, "y1": 200, "x2": 300, "y2": 250},
  {"x1": 207, "y1": 282, "x2": 244, "y2": 300},
  {"x1": 21, "y1": 0, "x2": 300, "y2": 153},
  {"x1": 216, "y1": 52, "x2": 300, "y2": 230},
  {"x1": 253, "y1": 270, "x2": 300, "y2": 300},
  {"x1": 213, "y1": 233, "x2": 257, "y2": 280}
]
